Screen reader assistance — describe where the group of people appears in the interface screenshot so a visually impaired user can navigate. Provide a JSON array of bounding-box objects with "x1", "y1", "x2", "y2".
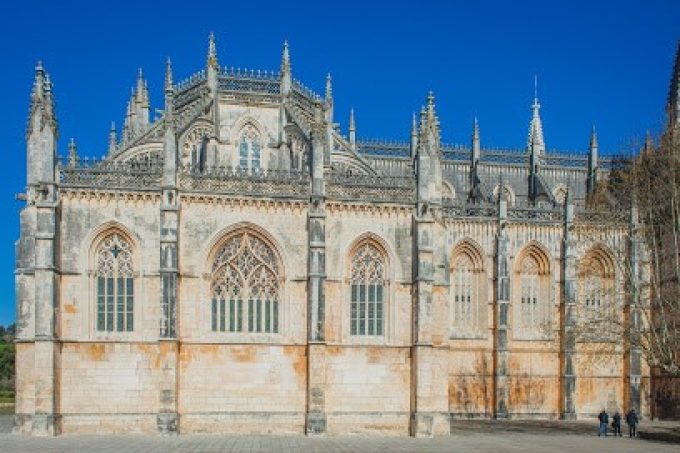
[{"x1": 597, "y1": 409, "x2": 639, "y2": 437}]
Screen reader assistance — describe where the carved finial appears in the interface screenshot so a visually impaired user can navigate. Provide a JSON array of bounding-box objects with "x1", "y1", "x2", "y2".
[
  {"x1": 281, "y1": 40, "x2": 290, "y2": 74},
  {"x1": 165, "y1": 57, "x2": 173, "y2": 92},
  {"x1": 68, "y1": 137, "x2": 78, "y2": 167},
  {"x1": 207, "y1": 32, "x2": 218, "y2": 69},
  {"x1": 108, "y1": 122, "x2": 117, "y2": 154},
  {"x1": 527, "y1": 77, "x2": 545, "y2": 156},
  {"x1": 472, "y1": 117, "x2": 481, "y2": 162},
  {"x1": 589, "y1": 124, "x2": 598, "y2": 150},
  {"x1": 325, "y1": 73, "x2": 333, "y2": 101},
  {"x1": 427, "y1": 91, "x2": 435, "y2": 113}
]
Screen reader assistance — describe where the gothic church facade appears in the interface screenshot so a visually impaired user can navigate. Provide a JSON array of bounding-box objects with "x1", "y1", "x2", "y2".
[{"x1": 15, "y1": 35, "x2": 658, "y2": 436}]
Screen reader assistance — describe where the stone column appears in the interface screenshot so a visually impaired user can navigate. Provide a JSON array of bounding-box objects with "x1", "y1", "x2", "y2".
[
  {"x1": 560, "y1": 197, "x2": 577, "y2": 419},
  {"x1": 29, "y1": 186, "x2": 60, "y2": 436},
  {"x1": 158, "y1": 190, "x2": 179, "y2": 433},
  {"x1": 158, "y1": 117, "x2": 180, "y2": 433},
  {"x1": 494, "y1": 197, "x2": 510, "y2": 419},
  {"x1": 306, "y1": 128, "x2": 327, "y2": 434},
  {"x1": 411, "y1": 205, "x2": 437, "y2": 437}
]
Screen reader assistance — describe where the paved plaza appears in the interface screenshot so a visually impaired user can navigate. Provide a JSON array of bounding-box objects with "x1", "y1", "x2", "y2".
[{"x1": 0, "y1": 417, "x2": 678, "y2": 452}]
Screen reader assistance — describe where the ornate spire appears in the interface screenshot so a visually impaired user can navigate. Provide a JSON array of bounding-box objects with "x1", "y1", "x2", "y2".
[
  {"x1": 417, "y1": 91, "x2": 441, "y2": 153},
  {"x1": 325, "y1": 73, "x2": 333, "y2": 102},
  {"x1": 349, "y1": 108, "x2": 356, "y2": 151},
  {"x1": 108, "y1": 122, "x2": 117, "y2": 154},
  {"x1": 281, "y1": 40, "x2": 290, "y2": 74},
  {"x1": 164, "y1": 57, "x2": 173, "y2": 93},
  {"x1": 410, "y1": 112, "x2": 418, "y2": 159},
  {"x1": 587, "y1": 124, "x2": 599, "y2": 196},
  {"x1": 527, "y1": 76, "x2": 545, "y2": 156},
  {"x1": 27, "y1": 60, "x2": 57, "y2": 140},
  {"x1": 67, "y1": 137, "x2": 78, "y2": 167},
  {"x1": 472, "y1": 117, "x2": 481, "y2": 163},
  {"x1": 280, "y1": 40, "x2": 292, "y2": 97},
  {"x1": 589, "y1": 124, "x2": 598, "y2": 150},
  {"x1": 207, "y1": 32, "x2": 218, "y2": 69}
]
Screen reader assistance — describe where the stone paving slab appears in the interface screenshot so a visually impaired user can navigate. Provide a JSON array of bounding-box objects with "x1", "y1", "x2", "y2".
[
  {"x1": 1, "y1": 416, "x2": 678, "y2": 452},
  {"x1": 0, "y1": 432, "x2": 677, "y2": 453}
]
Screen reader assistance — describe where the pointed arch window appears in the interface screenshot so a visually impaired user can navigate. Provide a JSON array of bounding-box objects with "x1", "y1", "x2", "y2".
[
  {"x1": 210, "y1": 232, "x2": 280, "y2": 333},
  {"x1": 514, "y1": 247, "x2": 550, "y2": 339},
  {"x1": 452, "y1": 255, "x2": 474, "y2": 328},
  {"x1": 579, "y1": 250, "x2": 615, "y2": 319},
  {"x1": 95, "y1": 233, "x2": 134, "y2": 332},
  {"x1": 350, "y1": 243, "x2": 386, "y2": 336},
  {"x1": 238, "y1": 125, "x2": 261, "y2": 170},
  {"x1": 520, "y1": 257, "x2": 540, "y2": 328}
]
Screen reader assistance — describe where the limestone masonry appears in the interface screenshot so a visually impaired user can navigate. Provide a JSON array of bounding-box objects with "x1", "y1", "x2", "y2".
[{"x1": 16, "y1": 35, "x2": 676, "y2": 436}]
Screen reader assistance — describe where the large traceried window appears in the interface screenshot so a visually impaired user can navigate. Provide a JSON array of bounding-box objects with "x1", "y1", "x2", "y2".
[
  {"x1": 579, "y1": 247, "x2": 615, "y2": 323},
  {"x1": 350, "y1": 242, "x2": 386, "y2": 336},
  {"x1": 515, "y1": 245, "x2": 550, "y2": 339},
  {"x1": 95, "y1": 233, "x2": 134, "y2": 332},
  {"x1": 210, "y1": 231, "x2": 280, "y2": 334},
  {"x1": 238, "y1": 125, "x2": 261, "y2": 170},
  {"x1": 450, "y1": 241, "x2": 485, "y2": 338}
]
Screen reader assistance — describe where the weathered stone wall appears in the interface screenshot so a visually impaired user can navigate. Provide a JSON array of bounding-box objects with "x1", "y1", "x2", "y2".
[
  {"x1": 58, "y1": 342, "x2": 161, "y2": 434},
  {"x1": 178, "y1": 344, "x2": 307, "y2": 434}
]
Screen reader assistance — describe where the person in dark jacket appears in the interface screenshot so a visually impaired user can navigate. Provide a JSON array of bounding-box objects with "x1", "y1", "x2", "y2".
[
  {"x1": 612, "y1": 411, "x2": 622, "y2": 436},
  {"x1": 626, "y1": 409, "x2": 639, "y2": 438},
  {"x1": 598, "y1": 409, "x2": 609, "y2": 437}
]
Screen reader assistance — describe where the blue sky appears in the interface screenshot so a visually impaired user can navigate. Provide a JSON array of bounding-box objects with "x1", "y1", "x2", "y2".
[{"x1": 0, "y1": 0, "x2": 678, "y2": 325}]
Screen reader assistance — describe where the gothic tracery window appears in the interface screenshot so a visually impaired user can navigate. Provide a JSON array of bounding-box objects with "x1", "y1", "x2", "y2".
[
  {"x1": 350, "y1": 242, "x2": 386, "y2": 336},
  {"x1": 183, "y1": 126, "x2": 211, "y2": 170},
  {"x1": 210, "y1": 231, "x2": 280, "y2": 333},
  {"x1": 238, "y1": 125, "x2": 261, "y2": 170},
  {"x1": 452, "y1": 255, "x2": 474, "y2": 329},
  {"x1": 290, "y1": 133, "x2": 309, "y2": 171},
  {"x1": 520, "y1": 257, "x2": 540, "y2": 329},
  {"x1": 95, "y1": 233, "x2": 134, "y2": 332},
  {"x1": 515, "y1": 247, "x2": 550, "y2": 339}
]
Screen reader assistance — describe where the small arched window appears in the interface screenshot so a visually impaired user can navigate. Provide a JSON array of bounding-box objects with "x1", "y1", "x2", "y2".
[
  {"x1": 350, "y1": 242, "x2": 386, "y2": 336},
  {"x1": 452, "y1": 255, "x2": 473, "y2": 327},
  {"x1": 95, "y1": 233, "x2": 134, "y2": 332},
  {"x1": 579, "y1": 248, "x2": 615, "y2": 318},
  {"x1": 238, "y1": 125, "x2": 261, "y2": 170},
  {"x1": 520, "y1": 256, "x2": 540, "y2": 329},
  {"x1": 211, "y1": 231, "x2": 280, "y2": 333}
]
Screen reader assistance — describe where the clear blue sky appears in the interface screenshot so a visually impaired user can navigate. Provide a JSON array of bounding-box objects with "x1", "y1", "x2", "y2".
[{"x1": 0, "y1": 0, "x2": 678, "y2": 325}]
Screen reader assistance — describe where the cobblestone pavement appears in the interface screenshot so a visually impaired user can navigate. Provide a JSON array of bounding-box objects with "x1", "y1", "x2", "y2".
[{"x1": 0, "y1": 417, "x2": 677, "y2": 453}]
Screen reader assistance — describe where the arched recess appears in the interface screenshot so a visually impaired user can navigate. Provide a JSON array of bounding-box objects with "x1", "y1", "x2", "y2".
[
  {"x1": 180, "y1": 122, "x2": 212, "y2": 169},
  {"x1": 493, "y1": 183, "x2": 516, "y2": 206},
  {"x1": 230, "y1": 115, "x2": 271, "y2": 171},
  {"x1": 449, "y1": 239, "x2": 486, "y2": 338},
  {"x1": 205, "y1": 223, "x2": 285, "y2": 335},
  {"x1": 85, "y1": 222, "x2": 141, "y2": 334},
  {"x1": 552, "y1": 184, "x2": 568, "y2": 205},
  {"x1": 513, "y1": 241, "x2": 552, "y2": 339},
  {"x1": 344, "y1": 233, "x2": 391, "y2": 339},
  {"x1": 578, "y1": 244, "x2": 617, "y2": 318},
  {"x1": 442, "y1": 181, "x2": 456, "y2": 201}
]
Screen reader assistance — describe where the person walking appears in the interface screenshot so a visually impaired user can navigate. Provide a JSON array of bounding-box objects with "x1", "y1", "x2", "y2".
[
  {"x1": 626, "y1": 408, "x2": 639, "y2": 438},
  {"x1": 612, "y1": 411, "x2": 622, "y2": 437},
  {"x1": 598, "y1": 409, "x2": 609, "y2": 437}
]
